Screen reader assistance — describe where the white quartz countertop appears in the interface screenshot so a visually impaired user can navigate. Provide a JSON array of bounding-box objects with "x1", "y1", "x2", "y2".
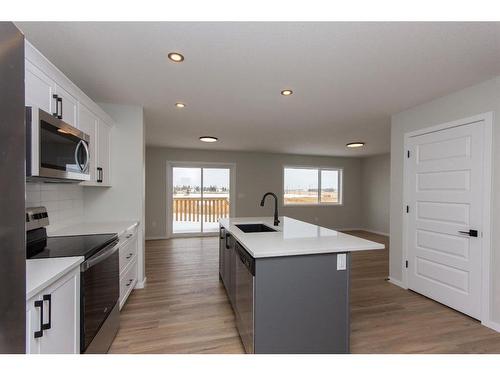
[
  {"x1": 26, "y1": 257, "x2": 83, "y2": 300},
  {"x1": 48, "y1": 221, "x2": 139, "y2": 237},
  {"x1": 219, "y1": 216, "x2": 385, "y2": 258}
]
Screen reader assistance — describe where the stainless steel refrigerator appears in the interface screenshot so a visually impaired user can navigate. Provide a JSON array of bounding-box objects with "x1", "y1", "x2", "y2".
[{"x1": 0, "y1": 22, "x2": 26, "y2": 353}]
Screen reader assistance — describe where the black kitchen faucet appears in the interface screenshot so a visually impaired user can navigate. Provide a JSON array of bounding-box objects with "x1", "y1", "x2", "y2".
[{"x1": 260, "y1": 192, "x2": 280, "y2": 226}]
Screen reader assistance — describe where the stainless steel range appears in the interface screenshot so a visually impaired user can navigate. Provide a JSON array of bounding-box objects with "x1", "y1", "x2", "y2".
[{"x1": 26, "y1": 207, "x2": 120, "y2": 353}]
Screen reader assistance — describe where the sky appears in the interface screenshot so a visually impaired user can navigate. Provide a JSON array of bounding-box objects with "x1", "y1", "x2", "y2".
[
  {"x1": 284, "y1": 168, "x2": 338, "y2": 191},
  {"x1": 173, "y1": 167, "x2": 230, "y2": 188},
  {"x1": 172, "y1": 167, "x2": 338, "y2": 191}
]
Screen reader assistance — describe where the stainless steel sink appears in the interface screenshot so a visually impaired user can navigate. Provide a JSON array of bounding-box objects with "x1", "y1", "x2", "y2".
[{"x1": 235, "y1": 224, "x2": 277, "y2": 233}]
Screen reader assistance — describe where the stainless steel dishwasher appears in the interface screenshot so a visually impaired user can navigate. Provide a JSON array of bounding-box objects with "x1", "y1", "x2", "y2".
[{"x1": 234, "y1": 241, "x2": 255, "y2": 353}]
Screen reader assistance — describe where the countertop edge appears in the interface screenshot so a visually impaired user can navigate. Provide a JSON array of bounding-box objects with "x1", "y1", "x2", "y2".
[
  {"x1": 220, "y1": 216, "x2": 385, "y2": 258},
  {"x1": 26, "y1": 257, "x2": 84, "y2": 300},
  {"x1": 48, "y1": 220, "x2": 140, "y2": 237}
]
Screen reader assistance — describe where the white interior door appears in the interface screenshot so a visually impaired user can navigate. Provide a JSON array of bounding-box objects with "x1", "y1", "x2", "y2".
[{"x1": 406, "y1": 120, "x2": 484, "y2": 319}]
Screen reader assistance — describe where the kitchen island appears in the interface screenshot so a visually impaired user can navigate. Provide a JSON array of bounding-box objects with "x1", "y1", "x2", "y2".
[{"x1": 218, "y1": 216, "x2": 385, "y2": 354}]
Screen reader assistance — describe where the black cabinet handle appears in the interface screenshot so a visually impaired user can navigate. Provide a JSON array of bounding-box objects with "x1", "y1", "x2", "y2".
[
  {"x1": 225, "y1": 233, "x2": 231, "y2": 249},
  {"x1": 458, "y1": 229, "x2": 478, "y2": 237},
  {"x1": 126, "y1": 253, "x2": 133, "y2": 259},
  {"x1": 126, "y1": 279, "x2": 134, "y2": 287},
  {"x1": 97, "y1": 167, "x2": 103, "y2": 183},
  {"x1": 52, "y1": 94, "x2": 59, "y2": 117},
  {"x1": 42, "y1": 294, "x2": 51, "y2": 330},
  {"x1": 34, "y1": 300, "x2": 44, "y2": 338},
  {"x1": 57, "y1": 97, "x2": 63, "y2": 119}
]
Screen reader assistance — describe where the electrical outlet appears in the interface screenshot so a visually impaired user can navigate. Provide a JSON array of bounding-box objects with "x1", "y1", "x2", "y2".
[{"x1": 337, "y1": 253, "x2": 346, "y2": 270}]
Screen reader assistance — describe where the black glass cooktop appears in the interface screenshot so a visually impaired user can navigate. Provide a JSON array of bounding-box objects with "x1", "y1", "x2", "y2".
[{"x1": 28, "y1": 233, "x2": 118, "y2": 260}]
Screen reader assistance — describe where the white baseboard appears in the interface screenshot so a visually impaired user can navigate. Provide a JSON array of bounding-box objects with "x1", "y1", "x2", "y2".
[
  {"x1": 482, "y1": 320, "x2": 500, "y2": 333},
  {"x1": 387, "y1": 277, "x2": 407, "y2": 289},
  {"x1": 135, "y1": 277, "x2": 147, "y2": 289},
  {"x1": 145, "y1": 236, "x2": 167, "y2": 241}
]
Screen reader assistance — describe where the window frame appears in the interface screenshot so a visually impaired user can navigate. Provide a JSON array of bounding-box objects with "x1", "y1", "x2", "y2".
[{"x1": 282, "y1": 165, "x2": 343, "y2": 207}]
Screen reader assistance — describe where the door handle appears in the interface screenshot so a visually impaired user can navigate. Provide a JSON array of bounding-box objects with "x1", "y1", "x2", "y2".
[
  {"x1": 42, "y1": 294, "x2": 51, "y2": 330},
  {"x1": 126, "y1": 253, "x2": 133, "y2": 259},
  {"x1": 97, "y1": 167, "x2": 103, "y2": 183},
  {"x1": 458, "y1": 229, "x2": 478, "y2": 237},
  {"x1": 57, "y1": 97, "x2": 63, "y2": 119},
  {"x1": 225, "y1": 233, "x2": 231, "y2": 249},
  {"x1": 52, "y1": 94, "x2": 59, "y2": 117},
  {"x1": 34, "y1": 300, "x2": 44, "y2": 338}
]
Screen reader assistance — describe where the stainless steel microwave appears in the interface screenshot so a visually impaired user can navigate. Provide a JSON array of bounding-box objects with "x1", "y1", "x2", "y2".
[{"x1": 26, "y1": 107, "x2": 90, "y2": 182}]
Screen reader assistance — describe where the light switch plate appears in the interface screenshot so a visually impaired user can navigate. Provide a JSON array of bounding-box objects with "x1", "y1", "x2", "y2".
[{"x1": 337, "y1": 253, "x2": 346, "y2": 270}]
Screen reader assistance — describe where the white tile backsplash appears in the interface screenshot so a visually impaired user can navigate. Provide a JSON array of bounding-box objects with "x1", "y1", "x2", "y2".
[{"x1": 26, "y1": 182, "x2": 84, "y2": 230}]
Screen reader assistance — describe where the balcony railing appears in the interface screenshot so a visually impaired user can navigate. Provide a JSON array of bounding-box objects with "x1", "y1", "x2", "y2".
[{"x1": 173, "y1": 196, "x2": 230, "y2": 222}]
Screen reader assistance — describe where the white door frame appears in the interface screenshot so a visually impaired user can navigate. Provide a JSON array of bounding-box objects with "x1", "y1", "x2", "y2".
[
  {"x1": 402, "y1": 112, "x2": 493, "y2": 327},
  {"x1": 166, "y1": 161, "x2": 236, "y2": 238}
]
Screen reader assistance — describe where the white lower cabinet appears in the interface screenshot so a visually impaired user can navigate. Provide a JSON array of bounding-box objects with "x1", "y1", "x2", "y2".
[
  {"x1": 118, "y1": 226, "x2": 139, "y2": 310},
  {"x1": 119, "y1": 259, "x2": 138, "y2": 310},
  {"x1": 26, "y1": 267, "x2": 80, "y2": 354}
]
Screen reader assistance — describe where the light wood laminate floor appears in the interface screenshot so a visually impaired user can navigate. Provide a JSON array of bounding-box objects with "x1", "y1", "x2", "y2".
[{"x1": 109, "y1": 231, "x2": 500, "y2": 354}]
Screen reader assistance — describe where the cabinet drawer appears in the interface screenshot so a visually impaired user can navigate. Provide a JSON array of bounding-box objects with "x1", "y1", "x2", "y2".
[
  {"x1": 119, "y1": 259, "x2": 137, "y2": 310},
  {"x1": 119, "y1": 235, "x2": 138, "y2": 274},
  {"x1": 118, "y1": 225, "x2": 138, "y2": 247}
]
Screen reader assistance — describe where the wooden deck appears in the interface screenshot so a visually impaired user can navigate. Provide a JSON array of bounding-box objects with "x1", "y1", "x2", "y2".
[{"x1": 109, "y1": 231, "x2": 500, "y2": 354}]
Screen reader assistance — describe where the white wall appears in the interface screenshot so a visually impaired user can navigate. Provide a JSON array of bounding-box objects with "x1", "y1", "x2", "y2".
[
  {"x1": 146, "y1": 147, "x2": 364, "y2": 239},
  {"x1": 26, "y1": 183, "x2": 84, "y2": 230},
  {"x1": 83, "y1": 104, "x2": 146, "y2": 285},
  {"x1": 390, "y1": 76, "x2": 500, "y2": 325},
  {"x1": 360, "y1": 154, "x2": 390, "y2": 235}
]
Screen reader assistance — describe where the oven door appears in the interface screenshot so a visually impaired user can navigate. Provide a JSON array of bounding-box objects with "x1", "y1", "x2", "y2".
[
  {"x1": 80, "y1": 240, "x2": 120, "y2": 353},
  {"x1": 26, "y1": 107, "x2": 90, "y2": 181}
]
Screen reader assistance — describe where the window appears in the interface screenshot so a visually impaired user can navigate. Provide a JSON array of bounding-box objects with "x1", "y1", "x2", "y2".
[{"x1": 283, "y1": 167, "x2": 342, "y2": 205}]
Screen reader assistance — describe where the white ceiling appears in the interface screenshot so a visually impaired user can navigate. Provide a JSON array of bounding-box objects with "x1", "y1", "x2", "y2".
[{"x1": 16, "y1": 22, "x2": 500, "y2": 157}]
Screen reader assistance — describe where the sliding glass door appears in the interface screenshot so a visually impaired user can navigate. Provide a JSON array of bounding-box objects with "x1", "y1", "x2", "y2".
[{"x1": 170, "y1": 164, "x2": 233, "y2": 236}]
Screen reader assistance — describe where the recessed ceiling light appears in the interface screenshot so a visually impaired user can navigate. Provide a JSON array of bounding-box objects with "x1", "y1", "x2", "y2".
[
  {"x1": 199, "y1": 136, "x2": 218, "y2": 143},
  {"x1": 346, "y1": 142, "x2": 365, "y2": 148},
  {"x1": 281, "y1": 89, "x2": 293, "y2": 96},
  {"x1": 175, "y1": 102, "x2": 186, "y2": 108},
  {"x1": 168, "y1": 52, "x2": 184, "y2": 62}
]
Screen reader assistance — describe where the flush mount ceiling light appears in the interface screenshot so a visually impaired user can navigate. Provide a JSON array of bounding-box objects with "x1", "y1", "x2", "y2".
[
  {"x1": 175, "y1": 102, "x2": 186, "y2": 108},
  {"x1": 346, "y1": 142, "x2": 366, "y2": 148},
  {"x1": 281, "y1": 89, "x2": 293, "y2": 96},
  {"x1": 199, "y1": 136, "x2": 218, "y2": 143},
  {"x1": 168, "y1": 52, "x2": 184, "y2": 62}
]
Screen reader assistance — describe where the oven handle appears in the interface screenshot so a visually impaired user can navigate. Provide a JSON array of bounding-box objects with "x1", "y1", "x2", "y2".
[{"x1": 81, "y1": 240, "x2": 119, "y2": 271}]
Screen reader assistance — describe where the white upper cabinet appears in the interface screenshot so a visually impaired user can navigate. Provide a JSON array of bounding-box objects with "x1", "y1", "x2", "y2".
[
  {"x1": 55, "y1": 84, "x2": 78, "y2": 128},
  {"x1": 25, "y1": 60, "x2": 56, "y2": 113},
  {"x1": 25, "y1": 40, "x2": 113, "y2": 187},
  {"x1": 78, "y1": 104, "x2": 98, "y2": 184},
  {"x1": 97, "y1": 120, "x2": 112, "y2": 186}
]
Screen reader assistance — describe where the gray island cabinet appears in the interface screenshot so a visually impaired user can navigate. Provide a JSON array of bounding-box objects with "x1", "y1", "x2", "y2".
[{"x1": 218, "y1": 216, "x2": 384, "y2": 354}]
